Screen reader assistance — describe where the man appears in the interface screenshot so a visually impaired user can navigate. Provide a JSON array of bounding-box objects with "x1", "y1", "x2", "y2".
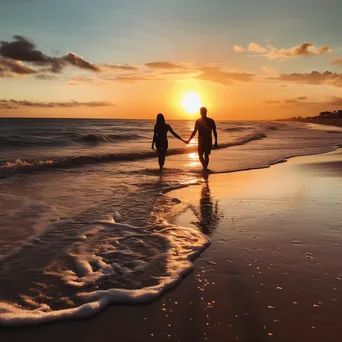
[{"x1": 187, "y1": 107, "x2": 218, "y2": 170}]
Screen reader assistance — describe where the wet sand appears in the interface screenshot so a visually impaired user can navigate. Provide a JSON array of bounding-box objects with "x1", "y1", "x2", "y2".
[{"x1": 1, "y1": 149, "x2": 342, "y2": 342}]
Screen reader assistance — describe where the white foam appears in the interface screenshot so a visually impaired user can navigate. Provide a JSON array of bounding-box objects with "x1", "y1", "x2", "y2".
[{"x1": 0, "y1": 222, "x2": 210, "y2": 326}]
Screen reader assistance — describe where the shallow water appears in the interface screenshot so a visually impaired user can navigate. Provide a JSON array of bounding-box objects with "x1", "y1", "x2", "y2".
[{"x1": 0, "y1": 118, "x2": 341, "y2": 325}]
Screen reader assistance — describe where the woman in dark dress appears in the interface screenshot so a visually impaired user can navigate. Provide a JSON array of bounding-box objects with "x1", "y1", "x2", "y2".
[{"x1": 152, "y1": 113, "x2": 185, "y2": 169}]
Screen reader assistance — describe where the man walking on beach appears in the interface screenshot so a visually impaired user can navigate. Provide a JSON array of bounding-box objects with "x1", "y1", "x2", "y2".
[{"x1": 187, "y1": 107, "x2": 218, "y2": 170}]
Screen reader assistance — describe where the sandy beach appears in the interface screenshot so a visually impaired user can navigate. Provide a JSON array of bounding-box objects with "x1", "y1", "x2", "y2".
[{"x1": 1, "y1": 148, "x2": 341, "y2": 342}]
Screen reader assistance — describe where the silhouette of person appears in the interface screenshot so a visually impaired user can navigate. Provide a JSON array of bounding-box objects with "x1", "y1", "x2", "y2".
[
  {"x1": 187, "y1": 107, "x2": 218, "y2": 170},
  {"x1": 192, "y1": 179, "x2": 220, "y2": 234},
  {"x1": 152, "y1": 113, "x2": 185, "y2": 169}
]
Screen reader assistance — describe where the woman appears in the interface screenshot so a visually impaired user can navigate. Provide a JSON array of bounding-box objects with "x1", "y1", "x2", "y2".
[{"x1": 152, "y1": 113, "x2": 185, "y2": 169}]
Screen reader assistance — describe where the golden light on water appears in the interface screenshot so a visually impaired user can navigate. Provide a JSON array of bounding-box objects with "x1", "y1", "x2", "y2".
[
  {"x1": 187, "y1": 152, "x2": 201, "y2": 168},
  {"x1": 181, "y1": 92, "x2": 202, "y2": 114}
]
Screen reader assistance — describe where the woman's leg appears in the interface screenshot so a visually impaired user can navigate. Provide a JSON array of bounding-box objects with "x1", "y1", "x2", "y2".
[{"x1": 158, "y1": 150, "x2": 166, "y2": 169}]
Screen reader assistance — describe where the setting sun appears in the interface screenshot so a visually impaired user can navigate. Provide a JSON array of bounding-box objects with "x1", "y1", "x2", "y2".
[{"x1": 181, "y1": 92, "x2": 202, "y2": 114}]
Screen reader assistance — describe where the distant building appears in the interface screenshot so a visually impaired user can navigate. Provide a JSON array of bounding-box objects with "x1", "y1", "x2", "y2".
[{"x1": 319, "y1": 110, "x2": 342, "y2": 118}]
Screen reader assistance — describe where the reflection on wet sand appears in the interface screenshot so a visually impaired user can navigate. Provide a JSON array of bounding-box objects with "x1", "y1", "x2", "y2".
[{"x1": 191, "y1": 177, "x2": 220, "y2": 235}]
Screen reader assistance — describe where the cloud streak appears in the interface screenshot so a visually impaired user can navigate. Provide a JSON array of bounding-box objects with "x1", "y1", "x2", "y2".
[
  {"x1": 0, "y1": 57, "x2": 37, "y2": 76},
  {"x1": 102, "y1": 63, "x2": 139, "y2": 71},
  {"x1": 0, "y1": 99, "x2": 114, "y2": 109},
  {"x1": 196, "y1": 66, "x2": 254, "y2": 85},
  {"x1": 269, "y1": 71, "x2": 342, "y2": 87},
  {"x1": 145, "y1": 62, "x2": 186, "y2": 70},
  {"x1": 233, "y1": 41, "x2": 331, "y2": 60}
]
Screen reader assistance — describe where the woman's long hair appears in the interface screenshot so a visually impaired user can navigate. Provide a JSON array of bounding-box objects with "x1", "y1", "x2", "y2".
[{"x1": 156, "y1": 113, "x2": 165, "y2": 126}]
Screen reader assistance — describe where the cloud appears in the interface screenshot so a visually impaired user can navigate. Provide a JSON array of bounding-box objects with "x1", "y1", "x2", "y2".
[
  {"x1": 145, "y1": 62, "x2": 186, "y2": 70},
  {"x1": 233, "y1": 45, "x2": 244, "y2": 53},
  {"x1": 102, "y1": 63, "x2": 139, "y2": 72},
  {"x1": 233, "y1": 42, "x2": 267, "y2": 53},
  {"x1": 248, "y1": 42, "x2": 267, "y2": 53},
  {"x1": 261, "y1": 65, "x2": 278, "y2": 74},
  {"x1": 0, "y1": 35, "x2": 100, "y2": 75},
  {"x1": 0, "y1": 57, "x2": 37, "y2": 76},
  {"x1": 276, "y1": 43, "x2": 331, "y2": 58},
  {"x1": 108, "y1": 74, "x2": 160, "y2": 83},
  {"x1": 263, "y1": 96, "x2": 319, "y2": 106},
  {"x1": 0, "y1": 35, "x2": 48, "y2": 62},
  {"x1": 283, "y1": 97, "x2": 306, "y2": 104},
  {"x1": 233, "y1": 41, "x2": 331, "y2": 60},
  {"x1": 196, "y1": 66, "x2": 254, "y2": 85},
  {"x1": 330, "y1": 57, "x2": 342, "y2": 66},
  {"x1": 263, "y1": 100, "x2": 281, "y2": 104},
  {"x1": 63, "y1": 52, "x2": 100, "y2": 72},
  {"x1": 269, "y1": 71, "x2": 342, "y2": 87},
  {"x1": 0, "y1": 99, "x2": 114, "y2": 109},
  {"x1": 34, "y1": 74, "x2": 56, "y2": 80},
  {"x1": 327, "y1": 96, "x2": 342, "y2": 105},
  {"x1": 264, "y1": 95, "x2": 342, "y2": 107}
]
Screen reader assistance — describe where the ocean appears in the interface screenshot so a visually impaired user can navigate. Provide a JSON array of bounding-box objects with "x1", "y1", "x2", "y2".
[{"x1": 0, "y1": 118, "x2": 341, "y2": 326}]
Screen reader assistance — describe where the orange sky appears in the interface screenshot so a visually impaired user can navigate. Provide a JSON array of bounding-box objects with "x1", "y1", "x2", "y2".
[{"x1": 2, "y1": 1, "x2": 342, "y2": 120}]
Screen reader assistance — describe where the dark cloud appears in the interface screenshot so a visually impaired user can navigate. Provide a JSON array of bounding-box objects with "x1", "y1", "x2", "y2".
[
  {"x1": 196, "y1": 66, "x2": 254, "y2": 85},
  {"x1": 0, "y1": 57, "x2": 36, "y2": 76},
  {"x1": 64, "y1": 52, "x2": 100, "y2": 72},
  {"x1": 34, "y1": 74, "x2": 56, "y2": 80},
  {"x1": 145, "y1": 62, "x2": 186, "y2": 70},
  {"x1": 0, "y1": 35, "x2": 48, "y2": 62},
  {"x1": 0, "y1": 99, "x2": 114, "y2": 109},
  {"x1": 269, "y1": 71, "x2": 342, "y2": 87},
  {"x1": 0, "y1": 35, "x2": 101, "y2": 75},
  {"x1": 102, "y1": 63, "x2": 139, "y2": 72}
]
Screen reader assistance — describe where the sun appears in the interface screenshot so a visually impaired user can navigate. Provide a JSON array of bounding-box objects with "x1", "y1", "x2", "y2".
[{"x1": 181, "y1": 92, "x2": 202, "y2": 114}]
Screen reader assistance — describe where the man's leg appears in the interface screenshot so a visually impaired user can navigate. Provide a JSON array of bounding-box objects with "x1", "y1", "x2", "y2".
[
  {"x1": 199, "y1": 151, "x2": 206, "y2": 169},
  {"x1": 204, "y1": 152, "x2": 210, "y2": 170}
]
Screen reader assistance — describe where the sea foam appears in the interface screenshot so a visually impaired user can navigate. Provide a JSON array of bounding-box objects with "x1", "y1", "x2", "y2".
[{"x1": 0, "y1": 221, "x2": 210, "y2": 326}]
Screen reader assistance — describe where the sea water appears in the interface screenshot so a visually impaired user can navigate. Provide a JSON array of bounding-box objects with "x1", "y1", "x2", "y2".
[{"x1": 0, "y1": 118, "x2": 341, "y2": 325}]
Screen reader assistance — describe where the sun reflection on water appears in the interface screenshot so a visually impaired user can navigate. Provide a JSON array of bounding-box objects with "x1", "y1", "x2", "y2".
[{"x1": 187, "y1": 151, "x2": 201, "y2": 167}]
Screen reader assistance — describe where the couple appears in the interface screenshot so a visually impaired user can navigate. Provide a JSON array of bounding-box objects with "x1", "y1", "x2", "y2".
[{"x1": 152, "y1": 107, "x2": 218, "y2": 170}]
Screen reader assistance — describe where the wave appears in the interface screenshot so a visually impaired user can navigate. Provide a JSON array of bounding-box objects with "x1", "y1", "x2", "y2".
[
  {"x1": 0, "y1": 221, "x2": 210, "y2": 326},
  {"x1": 223, "y1": 126, "x2": 250, "y2": 132},
  {"x1": 76, "y1": 133, "x2": 144, "y2": 144},
  {"x1": 0, "y1": 133, "x2": 267, "y2": 179},
  {"x1": 222, "y1": 122, "x2": 283, "y2": 133}
]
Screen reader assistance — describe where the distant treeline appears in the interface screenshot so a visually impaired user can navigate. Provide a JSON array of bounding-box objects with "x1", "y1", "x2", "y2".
[{"x1": 284, "y1": 110, "x2": 342, "y2": 121}]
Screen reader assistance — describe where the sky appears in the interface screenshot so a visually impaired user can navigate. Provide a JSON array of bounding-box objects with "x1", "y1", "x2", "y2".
[{"x1": 1, "y1": 0, "x2": 342, "y2": 119}]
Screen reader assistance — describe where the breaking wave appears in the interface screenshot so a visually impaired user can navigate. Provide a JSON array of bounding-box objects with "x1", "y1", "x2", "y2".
[{"x1": 0, "y1": 132, "x2": 267, "y2": 179}]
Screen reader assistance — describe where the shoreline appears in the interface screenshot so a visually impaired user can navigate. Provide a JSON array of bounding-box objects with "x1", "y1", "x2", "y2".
[
  {"x1": 282, "y1": 118, "x2": 342, "y2": 127},
  {"x1": 1, "y1": 149, "x2": 342, "y2": 342}
]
